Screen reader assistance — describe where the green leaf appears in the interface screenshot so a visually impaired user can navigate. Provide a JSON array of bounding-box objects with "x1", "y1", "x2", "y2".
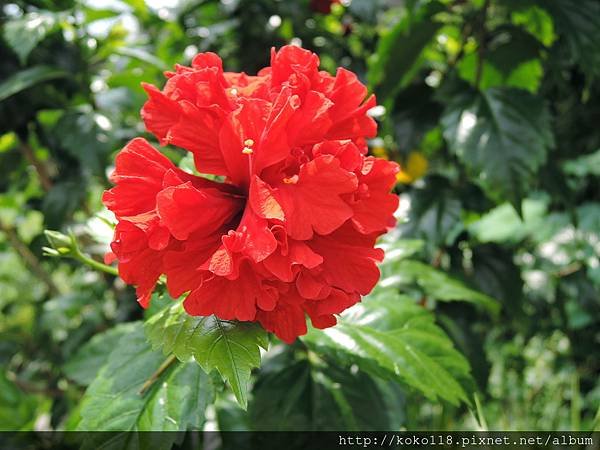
[
  {"x1": 468, "y1": 197, "x2": 549, "y2": 244},
  {"x1": 250, "y1": 354, "x2": 394, "y2": 431},
  {"x1": 3, "y1": 11, "x2": 61, "y2": 64},
  {"x1": 64, "y1": 323, "x2": 137, "y2": 386},
  {"x1": 0, "y1": 370, "x2": 39, "y2": 431},
  {"x1": 541, "y1": 0, "x2": 600, "y2": 76},
  {"x1": 78, "y1": 323, "x2": 212, "y2": 444},
  {"x1": 511, "y1": 5, "x2": 556, "y2": 47},
  {"x1": 302, "y1": 295, "x2": 473, "y2": 405},
  {"x1": 83, "y1": 7, "x2": 121, "y2": 23},
  {"x1": 115, "y1": 47, "x2": 171, "y2": 71},
  {"x1": 397, "y1": 176, "x2": 463, "y2": 249},
  {"x1": 379, "y1": 238, "x2": 425, "y2": 263},
  {"x1": 457, "y1": 26, "x2": 545, "y2": 93},
  {"x1": 441, "y1": 87, "x2": 554, "y2": 210},
  {"x1": 42, "y1": 178, "x2": 87, "y2": 228},
  {"x1": 470, "y1": 244, "x2": 524, "y2": 315},
  {"x1": 145, "y1": 302, "x2": 268, "y2": 410},
  {"x1": 54, "y1": 107, "x2": 113, "y2": 175},
  {"x1": 368, "y1": 1, "x2": 444, "y2": 102},
  {"x1": 563, "y1": 149, "x2": 600, "y2": 178},
  {"x1": 0, "y1": 66, "x2": 67, "y2": 103},
  {"x1": 393, "y1": 260, "x2": 500, "y2": 314}
]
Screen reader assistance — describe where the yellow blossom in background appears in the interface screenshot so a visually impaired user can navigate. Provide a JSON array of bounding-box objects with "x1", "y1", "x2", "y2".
[
  {"x1": 371, "y1": 145, "x2": 388, "y2": 160},
  {"x1": 396, "y1": 151, "x2": 428, "y2": 184}
]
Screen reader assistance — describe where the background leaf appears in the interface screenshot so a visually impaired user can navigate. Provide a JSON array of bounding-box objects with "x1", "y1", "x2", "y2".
[
  {"x1": 249, "y1": 354, "x2": 395, "y2": 431},
  {"x1": 541, "y1": 0, "x2": 600, "y2": 76},
  {"x1": 3, "y1": 11, "x2": 61, "y2": 64},
  {"x1": 0, "y1": 66, "x2": 67, "y2": 102},
  {"x1": 0, "y1": 370, "x2": 39, "y2": 431},
  {"x1": 64, "y1": 323, "x2": 136, "y2": 386},
  {"x1": 368, "y1": 1, "x2": 444, "y2": 102},
  {"x1": 441, "y1": 87, "x2": 554, "y2": 210}
]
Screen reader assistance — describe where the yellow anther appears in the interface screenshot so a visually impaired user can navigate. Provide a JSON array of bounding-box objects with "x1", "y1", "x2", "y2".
[
  {"x1": 242, "y1": 147, "x2": 254, "y2": 155},
  {"x1": 244, "y1": 139, "x2": 254, "y2": 147},
  {"x1": 283, "y1": 175, "x2": 299, "y2": 184}
]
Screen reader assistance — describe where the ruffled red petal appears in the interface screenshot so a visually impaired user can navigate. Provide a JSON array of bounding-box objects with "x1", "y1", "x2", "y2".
[{"x1": 103, "y1": 45, "x2": 398, "y2": 342}]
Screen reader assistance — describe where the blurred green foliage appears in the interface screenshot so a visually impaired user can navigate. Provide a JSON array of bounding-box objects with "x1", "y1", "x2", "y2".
[{"x1": 0, "y1": 0, "x2": 599, "y2": 442}]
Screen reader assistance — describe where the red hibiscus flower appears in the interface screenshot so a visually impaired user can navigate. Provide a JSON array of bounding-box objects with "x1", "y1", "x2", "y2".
[
  {"x1": 310, "y1": 0, "x2": 342, "y2": 14},
  {"x1": 103, "y1": 45, "x2": 399, "y2": 343}
]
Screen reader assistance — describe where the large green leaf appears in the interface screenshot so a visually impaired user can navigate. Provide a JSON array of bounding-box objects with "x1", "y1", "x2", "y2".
[
  {"x1": 302, "y1": 294, "x2": 473, "y2": 405},
  {"x1": 441, "y1": 87, "x2": 554, "y2": 210},
  {"x1": 375, "y1": 233, "x2": 498, "y2": 313},
  {"x1": 64, "y1": 323, "x2": 136, "y2": 386},
  {"x1": 249, "y1": 353, "x2": 395, "y2": 431},
  {"x1": 368, "y1": 1, "x2": 444, "y2": 102},
  {"x1": 145, "y1": 302, "x2": 268, "y2": 410},
  {"x1": 392, "y1": 260, "x2": 499, "y2": 314},
  {"x1": 3, "y1": 11, "x2": 61, "y2": 64},
  {"x1": 0, "y1": 66, "x2": 67, "y2": 103},
  {"x1": 78, "y1": 323, "x2": 212, "y2": 447},
  {"x1": 541, "y1": 0, "x2": 600, "y2": 76}
]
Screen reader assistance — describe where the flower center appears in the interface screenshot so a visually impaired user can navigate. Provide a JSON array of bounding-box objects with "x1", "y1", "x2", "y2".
[{"x1": 242, "y1": 138, "x2": 254, "y2": 155}]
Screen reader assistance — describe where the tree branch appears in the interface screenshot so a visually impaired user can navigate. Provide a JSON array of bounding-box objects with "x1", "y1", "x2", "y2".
[
  {"x1": 19, "y1": 139, "x2": 53, "y2": 192},
  {"x1": 0, "y1": 221, "x2": 60, "y2": 296}
]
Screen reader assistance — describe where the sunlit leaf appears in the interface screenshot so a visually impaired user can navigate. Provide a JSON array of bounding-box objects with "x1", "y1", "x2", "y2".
[
  {"x1": 3, "y1": 11, "x2": 61, "y2": 64},
  {"x1": 392, "y1": 260, "x2": 500, "y2": 314},
  {"x1": 302, "y1": 295, "x2": 473, "y2": 405},
  {"x1": 441, "y1": 87, "x2": 554, "y2": 210}
]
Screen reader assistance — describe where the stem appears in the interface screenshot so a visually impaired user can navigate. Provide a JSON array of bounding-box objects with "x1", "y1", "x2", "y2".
[
  {"x1": 19, "y1": 139, "x2": 53, "y2": 192},
  {"x1": 139, "y1": 355, "x2": 178, "y2": 395},
  {"x1": 74, "y1": 249, "x2": 119, "y2": 276},
  {"x1": 473, "y1": 393, "x2": 488, "y2": 431},
  {"x1": 69, "y1": 230, "x2": 119, "y2": 276},
  {"x1": 1, "y1": 221, "x2": 60, "y2": 296}
]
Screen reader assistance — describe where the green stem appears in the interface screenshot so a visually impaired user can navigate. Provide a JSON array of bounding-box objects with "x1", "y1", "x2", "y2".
[
  {"x1": 69, "y1": 230, "x2": 119, "y2": 276},
  {"x1": 74, "y1": 249, "x2": 118, "y2": 276},
  {"x1": 139, "y1": 355, "x2": 178, "y2": 395},
  {"x1": 473, "y1": 393, "x2": 488, "y2": 431}
]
